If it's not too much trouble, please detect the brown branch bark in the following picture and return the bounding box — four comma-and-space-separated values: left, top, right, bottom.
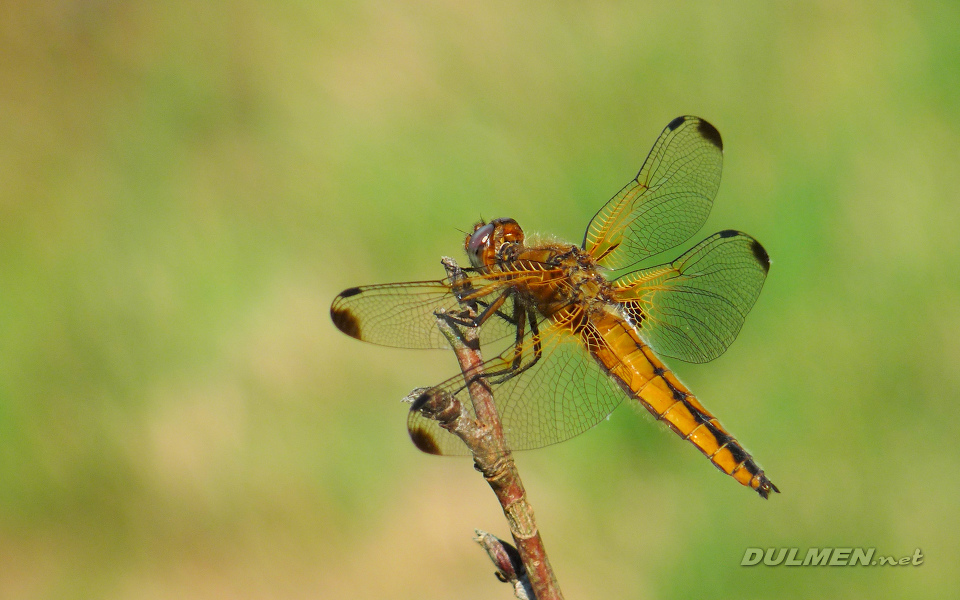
410, 257, 563, 600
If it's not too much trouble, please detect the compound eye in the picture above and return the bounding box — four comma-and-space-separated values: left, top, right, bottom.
466, 222, 495, 268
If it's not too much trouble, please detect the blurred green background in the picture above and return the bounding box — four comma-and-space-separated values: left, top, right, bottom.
2, 1, 958, 598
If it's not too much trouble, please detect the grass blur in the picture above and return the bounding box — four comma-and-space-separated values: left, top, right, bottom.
2, 1, 959, 598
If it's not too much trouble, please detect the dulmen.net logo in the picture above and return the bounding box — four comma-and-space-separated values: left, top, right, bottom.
741, 548, 924, 567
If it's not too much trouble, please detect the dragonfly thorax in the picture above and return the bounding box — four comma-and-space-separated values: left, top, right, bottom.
510, 241, 615, 320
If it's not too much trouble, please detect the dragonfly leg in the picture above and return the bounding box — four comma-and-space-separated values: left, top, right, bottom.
441, 289, 512, 329
474, 306, 543, 386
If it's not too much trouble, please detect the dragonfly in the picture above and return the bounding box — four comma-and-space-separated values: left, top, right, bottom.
331, 116, 778, 498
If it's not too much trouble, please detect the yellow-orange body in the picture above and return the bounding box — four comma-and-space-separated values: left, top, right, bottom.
331, 116, 777, 498
472, 218, 776, 497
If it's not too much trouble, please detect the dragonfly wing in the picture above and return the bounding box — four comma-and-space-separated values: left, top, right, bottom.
407, 314, 626, 455
330, 273, 530, 350
613, 230, 770, 364
583, 116, 724, 270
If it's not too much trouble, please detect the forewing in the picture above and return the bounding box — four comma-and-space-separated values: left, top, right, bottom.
331, 263, 571, 351
330, 276, 517, 350
407, 315, 627, 456
583, 116, 724, 270
613, 230, 770, 364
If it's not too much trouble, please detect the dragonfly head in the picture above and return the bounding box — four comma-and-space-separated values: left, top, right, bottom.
466, 218, 524, 268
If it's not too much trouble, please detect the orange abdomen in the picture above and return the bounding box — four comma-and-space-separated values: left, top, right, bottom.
588, 312, 778, 498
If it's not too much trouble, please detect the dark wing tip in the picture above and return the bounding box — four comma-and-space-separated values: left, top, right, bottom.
667, 115, 687, 131
697, 119, 723, 151
750, 239, 771, 274
409, 425, 442, 455
330, 305, 362, 339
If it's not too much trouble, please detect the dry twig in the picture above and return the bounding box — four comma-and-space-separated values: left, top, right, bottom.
407, 257, 563, 600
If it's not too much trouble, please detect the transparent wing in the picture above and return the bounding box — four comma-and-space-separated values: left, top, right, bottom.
583, 116, 724, 270
331, 281, 511, 352
613, 230, 770, 364
406, 312, 627, 456
330, 264, 567, 351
